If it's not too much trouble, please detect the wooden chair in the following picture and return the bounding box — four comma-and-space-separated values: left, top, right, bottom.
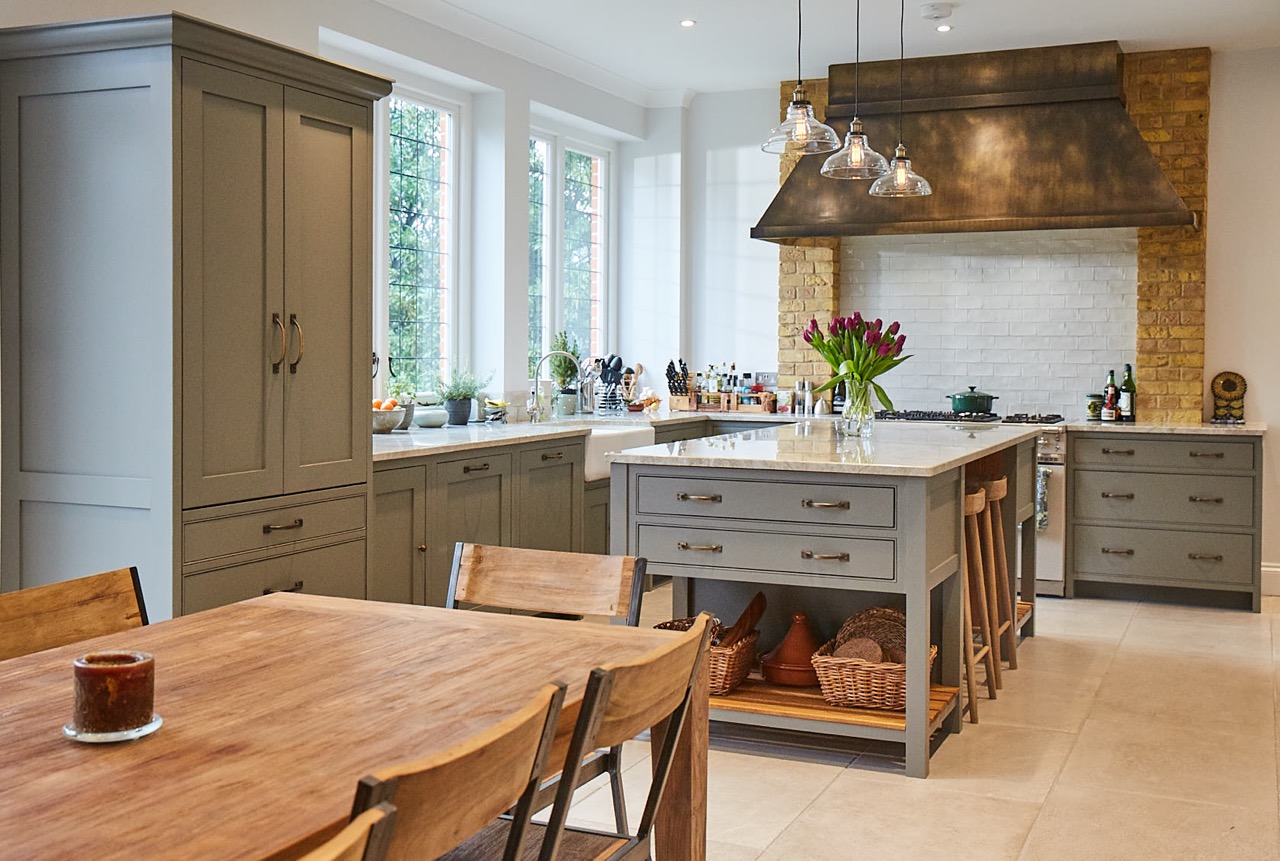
351, 682, 567, 861
299, 802, 397, 861
447, 543, 646, 831
0, 566, 148, 661
962, 488, 997, 723
448, 613, 713, 861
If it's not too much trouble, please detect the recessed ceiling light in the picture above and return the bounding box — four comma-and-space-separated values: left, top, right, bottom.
680, 19, 696, 28
936, 24, 952, 32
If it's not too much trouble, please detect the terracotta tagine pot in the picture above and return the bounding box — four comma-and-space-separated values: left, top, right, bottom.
761, 612, 821, 687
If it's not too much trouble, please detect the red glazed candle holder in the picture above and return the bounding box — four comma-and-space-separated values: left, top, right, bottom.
72, 651, 155, 734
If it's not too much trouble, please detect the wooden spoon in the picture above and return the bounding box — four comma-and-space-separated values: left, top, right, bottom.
718, 591, 767, 648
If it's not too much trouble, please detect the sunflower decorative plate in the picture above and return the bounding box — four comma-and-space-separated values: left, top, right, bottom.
1210, 371, 1246, 423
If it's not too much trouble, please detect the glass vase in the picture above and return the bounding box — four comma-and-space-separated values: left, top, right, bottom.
843, 380, 875, 438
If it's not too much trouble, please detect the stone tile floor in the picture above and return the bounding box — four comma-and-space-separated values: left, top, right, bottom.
560, 584, 1280, 860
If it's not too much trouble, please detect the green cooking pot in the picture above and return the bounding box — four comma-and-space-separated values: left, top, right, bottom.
946, 386, 999, 413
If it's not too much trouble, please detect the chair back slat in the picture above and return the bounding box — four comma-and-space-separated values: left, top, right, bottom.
355, 682, 566, 861
449, 543, 641, 623
299, 803, 396, 861
0, 567, 146, 661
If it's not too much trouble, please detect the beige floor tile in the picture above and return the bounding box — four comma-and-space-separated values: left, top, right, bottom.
707, 840, 762, 861
1057, 716, 1278, 813
1030, 603, 1135, 641
1118, 616, 1274, 664
1133, 600, 1272, 631
639, 580, 674, 628
1019, 784, 1280, 861
972, 665, 1101, 733
755, 771, 1040, 861
1010, 633, 1118, 682
1092, 651, 1275, 738
854, 723, 1075, 803
1260, 594, 1280, 616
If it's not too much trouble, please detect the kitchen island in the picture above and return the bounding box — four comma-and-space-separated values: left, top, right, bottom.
609, 419, 1040, 777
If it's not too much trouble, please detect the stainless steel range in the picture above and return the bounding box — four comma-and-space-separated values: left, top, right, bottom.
1032, 426, 1066, 596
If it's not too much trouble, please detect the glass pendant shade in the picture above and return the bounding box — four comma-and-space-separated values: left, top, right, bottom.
820, 118, 889, 179
762, 86, 841, 155
869, 144, 933, 197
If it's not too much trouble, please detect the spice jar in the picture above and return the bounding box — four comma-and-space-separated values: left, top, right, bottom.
1085, 393, 1104, 421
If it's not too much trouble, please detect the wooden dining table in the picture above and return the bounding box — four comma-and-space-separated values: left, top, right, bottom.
0, 593, 709, 859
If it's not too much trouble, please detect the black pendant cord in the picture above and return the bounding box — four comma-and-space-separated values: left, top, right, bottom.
796, 0, 804, 88
853, 0, 861, 116
896, 0, 905, 146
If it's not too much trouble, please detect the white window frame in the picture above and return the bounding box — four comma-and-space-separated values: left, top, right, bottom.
527, 126, 616, 387
373, 84, 468, 397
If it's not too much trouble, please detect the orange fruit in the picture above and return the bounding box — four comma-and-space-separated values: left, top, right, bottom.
383, 398, 398, 410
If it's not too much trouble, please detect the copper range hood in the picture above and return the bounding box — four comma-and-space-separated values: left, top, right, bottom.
751, 42, 1197, 241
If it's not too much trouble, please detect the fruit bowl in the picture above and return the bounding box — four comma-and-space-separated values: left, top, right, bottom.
372, 408, 405, 434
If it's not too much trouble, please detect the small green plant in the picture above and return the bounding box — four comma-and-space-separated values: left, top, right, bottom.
548, 331, 581, 392
433, 366, 494, 401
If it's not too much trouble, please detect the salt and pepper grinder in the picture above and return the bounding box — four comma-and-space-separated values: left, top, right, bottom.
804, 380, 814, 415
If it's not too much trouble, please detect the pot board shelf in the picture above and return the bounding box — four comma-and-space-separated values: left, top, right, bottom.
710, 676, 959, 735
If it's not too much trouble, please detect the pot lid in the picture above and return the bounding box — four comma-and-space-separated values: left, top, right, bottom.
948, 386, 998, 399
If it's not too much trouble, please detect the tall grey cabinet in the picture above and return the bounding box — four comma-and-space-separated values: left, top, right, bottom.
0, 14, 391, 618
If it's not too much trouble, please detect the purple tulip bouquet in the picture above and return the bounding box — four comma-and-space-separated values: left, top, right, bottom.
802, 313, 910, 435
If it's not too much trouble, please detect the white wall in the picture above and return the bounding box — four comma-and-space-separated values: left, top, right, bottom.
839, 229, 1138, 416
685, 89, 783, 377
1206, 46, 1280, 579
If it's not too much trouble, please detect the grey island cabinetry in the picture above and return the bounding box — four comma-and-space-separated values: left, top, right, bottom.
0, 14, 391, 617
610, 421, 1040, 778
1065, 424, 1265, 611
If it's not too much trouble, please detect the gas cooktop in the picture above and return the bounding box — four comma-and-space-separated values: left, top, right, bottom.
1002, 414, 1065, 424
875, 410, 1000, 423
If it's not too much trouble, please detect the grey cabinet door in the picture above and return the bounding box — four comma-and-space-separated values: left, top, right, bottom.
582, 480, 610, 556
181, 60, 285, 508
368, 467, 427, 605
516, 442, 583, 553
429, 454, 513, 605
182, 538, 366, 615
281, 87, 371, 494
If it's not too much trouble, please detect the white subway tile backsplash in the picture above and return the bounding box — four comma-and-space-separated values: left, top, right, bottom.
838, 228, 1137, 416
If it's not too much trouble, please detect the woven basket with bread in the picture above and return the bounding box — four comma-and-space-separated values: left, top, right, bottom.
811, 606, 935, 710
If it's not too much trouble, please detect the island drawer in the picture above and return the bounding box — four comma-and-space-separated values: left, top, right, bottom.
637, 524, 895, 581
1072, 437, 1254, 472
1073, 525, 1252, 586
183, 491, 366, 564
636, 475, 895, 528
1073, 471, 1253, 528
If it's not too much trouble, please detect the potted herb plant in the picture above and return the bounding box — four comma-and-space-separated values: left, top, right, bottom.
387, 376, 418, 429
548, 330, 581, 416
433, 366, 494, 426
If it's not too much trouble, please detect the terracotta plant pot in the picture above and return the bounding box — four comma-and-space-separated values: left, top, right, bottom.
761, 612, 821, 687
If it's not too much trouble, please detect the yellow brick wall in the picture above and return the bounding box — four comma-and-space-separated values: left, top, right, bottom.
1124, 48, 1210, 424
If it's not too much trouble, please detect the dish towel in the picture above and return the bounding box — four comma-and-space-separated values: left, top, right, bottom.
1035, 465, 1051, 532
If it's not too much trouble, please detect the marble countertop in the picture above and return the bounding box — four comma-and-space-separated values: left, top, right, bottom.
1061, 420, 1265, 436
607, 420, 1041, 477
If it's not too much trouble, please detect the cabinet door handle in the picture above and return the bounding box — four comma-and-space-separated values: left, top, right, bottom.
271, 313, 287, 374
417, 544, 428, 553
801, 499, 851, 510
800, 550, 850, 561
1100, 492, 1135, 500
1101, 547, 1134, 556
1188, 553, 1224, 562
676, 541, 722, 553
676, 492, 722, 503
288, 313, 305, 374
1101, 448, 1134, 455
263, 580, 304, 595
1189, 451, 1225, 459
1189, 495, 1224, 504
463, 463, 490, 473
541, 452, 564, 461
262, 518, 304, 534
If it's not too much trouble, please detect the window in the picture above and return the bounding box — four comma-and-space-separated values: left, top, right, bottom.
528, 135, 608, 377
386, 96, 454, 394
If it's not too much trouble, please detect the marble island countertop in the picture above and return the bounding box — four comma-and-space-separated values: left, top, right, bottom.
607, 420, 1041, 477
1061, 420, 1265, 435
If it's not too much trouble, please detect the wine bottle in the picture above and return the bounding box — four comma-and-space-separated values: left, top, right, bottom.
1101, 370, 1119, 422
1119, 363, 1137, 423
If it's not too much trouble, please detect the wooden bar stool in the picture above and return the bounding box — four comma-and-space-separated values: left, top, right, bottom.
980, 477, 1020, 672
962, 487, 997, 723
970, 482, 1006, 688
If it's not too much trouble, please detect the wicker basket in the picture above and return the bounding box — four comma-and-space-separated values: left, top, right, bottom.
811, 641, 938, 711
656, 617, 758, 696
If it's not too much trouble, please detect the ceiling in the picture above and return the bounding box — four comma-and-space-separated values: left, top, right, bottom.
382, 0, 1280, 102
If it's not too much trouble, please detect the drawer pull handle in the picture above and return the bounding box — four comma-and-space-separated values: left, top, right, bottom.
463, 463, 490, 473
676, 541, 722, 553
541, 452, 564, 461
801, 499, 851, 510
1188, 553, 1224, 562
263, 580, 304, 595
288, 313, 305, 374
1189, 451, 1225, 459
1101, 448, 1135, 455
1102, 547, 1134, 556
271, 313, 287, 374
262, 518, 304, 534
676, 493, 722, 503
800, 550, 850, 562
1189, 496, 1224, 504
1100, 492, 1134, 500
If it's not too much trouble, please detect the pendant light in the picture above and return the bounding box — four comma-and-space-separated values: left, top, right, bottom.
762, 0, 840, 155
869, 0, 933, 197
820, 0, 889, 180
